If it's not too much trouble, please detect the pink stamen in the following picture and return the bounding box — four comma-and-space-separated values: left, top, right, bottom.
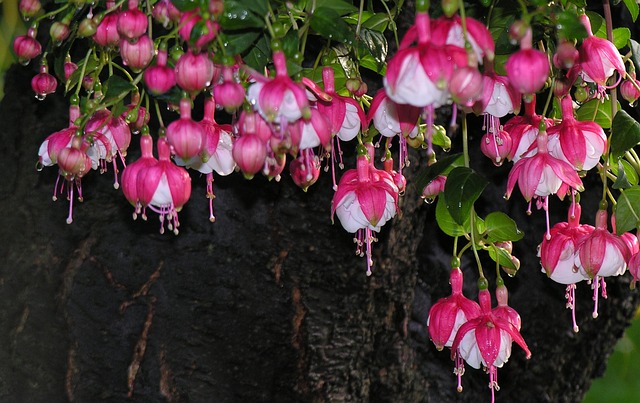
565, 284, 579, 332
66, 180, 74, 224
591, 278, 600, 318
206, 172, 215, 222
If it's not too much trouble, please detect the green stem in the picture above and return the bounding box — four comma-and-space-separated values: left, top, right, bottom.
355, 0, 365, 37
73, 49, 93, 96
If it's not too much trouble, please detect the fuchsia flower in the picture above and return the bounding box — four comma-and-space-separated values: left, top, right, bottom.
178, 10, 218, 50
56, 135, 93, 224
421, 174, 447, 203
144, 47, 176, 95
316, 67, 366, 142
332, 146, 399, 275
166, 97, 205, 161
368, 90, 420, 138
505, 27, 549, 96
233, 111, 268, 179
38, 104, 80, 168
288, 108, 331, 153
474, 62, 520, 118
572, 14, 625, 95
19, 0, 41, 18
94, 10, 120, 48
120, 34, 154, 71
13, 28, 42, 65
503, 96, 552, 162
246, 50, 310, 123
31, 63, 57, 100
620, 74, 640, 105
547, 95, 606, 171
175, 50, 215, 93
214, 65, 245, 111
152, 0, 181, 27
121, 133, 158, 218
431, 15, 495, 63
137, 137, 191, 234
448, 66, 484, 108
290, 149, 321, 191
427, 267, 481, 351
481, 128, 512, 166
384, 12, 466, 108
117, 0, 148, 42
452, 288, 531, 401
506, 126, 583, 202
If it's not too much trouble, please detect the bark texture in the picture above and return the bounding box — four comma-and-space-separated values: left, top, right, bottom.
1, 6, 639, 403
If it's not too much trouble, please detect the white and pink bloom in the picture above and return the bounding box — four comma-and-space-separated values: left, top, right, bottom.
504, 27, 549, 96
316, 67, 366, 142
503, 96, 552, 162
121, 132, 158, 218
431, 14, 495, 63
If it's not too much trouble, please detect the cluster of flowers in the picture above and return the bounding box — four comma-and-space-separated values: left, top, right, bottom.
13, 0, 640, 399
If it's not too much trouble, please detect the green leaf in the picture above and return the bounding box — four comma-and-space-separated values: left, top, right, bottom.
484, 212, 524, 243
489, 7, 517, 55
103, 75, 135, 104
575, 98, 616, 129
612, 159, 637, 189
587, 12, 606, 38
413, 153, 464, 192
623, 0, 639, 22
244, 36, 271, 72
361, 13, 391, 32
171, 0, 202, 12
358, 28, 388, 66
65, 57, 99, 94
488, 246, 517, 271
612, 27, 631, 50
630, 39, 640, 72
444, 167, 488, 225
431, 125, 452, 151
615, 186, 640, 234
610, 109, 640, 160
302, 63, 347, 88
435, 194, 470, 237
316, 0, 358, 15
556, 10, 588, 41
220, 30, 262, 56
219, 0, 266, 29
311, 7, 355, 44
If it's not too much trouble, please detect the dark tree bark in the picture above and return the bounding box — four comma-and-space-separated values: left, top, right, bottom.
1, 6, 640, 403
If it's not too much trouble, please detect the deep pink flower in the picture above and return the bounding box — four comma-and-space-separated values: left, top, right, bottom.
85, 109, 132, 160
421, 174, 447, 202
166, 97, 205, 161
214, 65, 245, 111
19, 0, 41, 18
492, 284, 522, 331
481, 128, 512, 166
137, 137, 192, 234
117, 0, 148, 41
289, 108, 331, 153
368, 90, 420, 138
152, 0, 181, 27
431, 15, 495, 63
232, 134, 267, 179
452, 289, 531, 401
290, 149, 321, 191
31, 64, 57, 100
503, 96, 552, 162
120, 34, 154, 71
449, 66, 484, 108
38, 104, 80, 167
178, 10, 218, 50
547, 95, 606, 171
505, 28, 549, 95
13, 28, 42, 65
56, 136, 93, 224
175, 50, 215, 93
427, 267, 481, 350
121, 133, 158, 217
620, 75, 640, 105
94, 12, 120, 47
144, 48, 176, 95
553, 40, 579, 70
316, 67, 366, 142
64, 59, 78, 81
506, 127, 583, 201
246, 51, 310, 123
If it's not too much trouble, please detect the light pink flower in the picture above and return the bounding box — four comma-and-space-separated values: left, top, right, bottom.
316, 67, 366, 141
367, 90, 420, 138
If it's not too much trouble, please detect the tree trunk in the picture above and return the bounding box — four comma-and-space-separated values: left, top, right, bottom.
1, 11, 639, 403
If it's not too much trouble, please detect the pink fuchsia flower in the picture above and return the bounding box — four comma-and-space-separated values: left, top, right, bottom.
547, 95, 606, 171
56, 136, 93, 224
137, 137, 192, 234
38, 104, 80, 168
452, 288, 531, 401
13, 28, 42, 65
316, 67, 366, 142
574, 209, 631, 318
144, 47, 176, 96
117, 0, 148, 42
503, 96, 552, 162
431, 15, 495, 64
620, 73, 640, 105
120, 34, 154, 71
178, 10, 218, 51
383, 156, 406, 195
175, 50, 215, 93
332, 147, 399, 275
94, 11, 120, 48
288, 108, 331, 154
504, 27, 550, 96
121, 132, 158, 218
232, 134, 267, 179
480, 128, 512, 166
263, 153, 287, 182
553, 40, 579, 70
505, 126, 583, 202
246, 50, 310, 123
63, 58, 78, 81
19, 0, 41, 19
213, 65, 245, 112
573, 14, 625, 95
31, 63, 57, 100
152, 0, 181, 27
473, 61, 521, 118
368, 90, 420, 138
427, 267, 481, 351
421, 174, 446, 203
448, 66, 484, 108
290, 149, 321, 191
166, 97, 205, 161
492, 282, 522, 331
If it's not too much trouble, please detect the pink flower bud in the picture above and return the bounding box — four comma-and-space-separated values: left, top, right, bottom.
117, 4, 148, 41
120, 35, 154, 71
64, 60, 78, 81
175, 51, 214, 93
421, 175, 446, 202
449, 66, 484, 107
213, 66, 245, 111
144, 49, 176, 95
553, 40, 579, 69
620, 78, 640, 105
481, 129, 512, 166
13, 29, 42, 65
152, 0, 181, 27
505, 28, 549, 95
290, 150, 320, 191
166, 98, 205, 160
31, 64, 57, 100
232, 134, 267, 179
121, 134, 158, 209
178, 10, 218, 50
19, 0, 41, 18
94, 13, 120, 47
50, 21, 70, 43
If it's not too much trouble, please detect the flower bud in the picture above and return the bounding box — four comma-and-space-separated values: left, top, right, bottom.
19, 0, 41, 19
120, 35, 154, 71
175, 51, 215, 93
31, 64, 57, 100
449, 66, 483, 107
13, 28, 42, 65
233, 134, 267, 179
553, 40, 579, 70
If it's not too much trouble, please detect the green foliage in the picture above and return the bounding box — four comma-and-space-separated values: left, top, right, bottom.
615, 186, 640, 234
610, 110, 640, 161
444, 167, 488, 226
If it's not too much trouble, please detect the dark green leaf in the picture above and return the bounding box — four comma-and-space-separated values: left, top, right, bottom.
610, 109, 640, 160
361, 13, 391, 32
413, 153, 464, 191
489, 7, 517, 56
435, 194, 470, 237
615, 186, 640, 234
586, 12, 606, 38
623, 0, 639, 22
316, 0, 358, 15
576, 98, 616, 129
358, 28, 388, 67
244, 36, 271, 72
484, 212, 524, 242
444, 167, 488, 225
488, 245, 517, 270
171, 0, 202, 12
103, 75, 135, 104
556, 10, 588, 41
221, 30, 262, 55
282, 29, 300, 60
311, 7, 355, 44
612, 160, 636, 189
219, 0, 266, 30
612, 27, 631, 50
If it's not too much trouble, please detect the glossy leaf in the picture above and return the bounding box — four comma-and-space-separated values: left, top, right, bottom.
244, 36, 271, 72
615, 186, 640, 234
556, 10, 587, 41
219, 0, 266, 29
610, 109, 640, 161
414, 153, 464, 192
484, 212, 524, 243
444, 167, 488, 225
612, 28, 631, 50
611, 160, 638, 190
361, 13, 391, 32
103, 75, 135, 104
311, 7, 355, 44
171, 0, 203, 12
357, 28, 388, 72
221, 30, 262, 56
316, 0, 358, 15
576, 98, 616, 129
435, 193, 470, 237
488, 245, 517, 271
623, 0, 639, 22
630, 39, 640, 71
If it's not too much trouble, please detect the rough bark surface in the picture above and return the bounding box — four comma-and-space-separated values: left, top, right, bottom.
1, 6, 640, 403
